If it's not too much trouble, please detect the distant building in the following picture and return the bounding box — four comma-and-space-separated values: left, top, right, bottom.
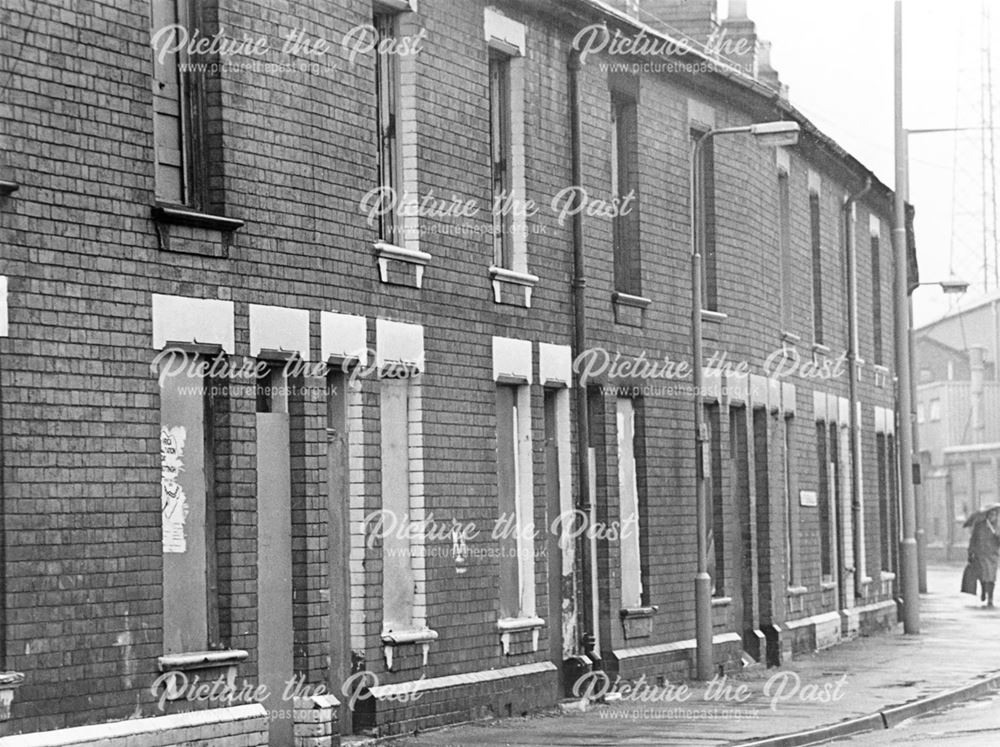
915, 293, 1000, 559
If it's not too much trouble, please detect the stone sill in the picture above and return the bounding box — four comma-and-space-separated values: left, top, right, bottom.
490, 266, 539, 308
880, 571, 896, 581
701, 309, 728, 324
820, 580, 837, 591
496, 616, 545, 633
781, 330, 801, 345
786, 585, 809, 597
0, 181, 18, 196
375, 240, 432, 288
710, 596, 731, 608
381, 628, 439, 645
158, 649, 248, 672
497, 616, 544, 655
613, 292, 651, 309
620, 605, 659, 618
151, 204, 244, 232
382, 628, 438, 671
613, 292, 651, 328
812, 342, 832, 356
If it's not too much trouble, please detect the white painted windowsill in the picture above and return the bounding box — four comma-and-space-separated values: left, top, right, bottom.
157, 649, 248, 672
381, 628, 438, 671
381, 628, 439, 645
497, 617, 544, 655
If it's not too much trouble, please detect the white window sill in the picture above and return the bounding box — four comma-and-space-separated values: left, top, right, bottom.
880, 571, 896, 581
489, 266, 539, 307
701, 309, 728, 324
620, 605, 659, 618
820, 580, 837, 591
381, 628, 438, 670
157, 649, 248, 672
710, 596, 731, 608
155, 651, 247, 706
786, 585, 809, 597
612, 292, 651, 309
613, 292, 652, 328
497, 616, 544, 655
381, 628, 439, 645
781, 330, 802, 345
376, 241, 432, 288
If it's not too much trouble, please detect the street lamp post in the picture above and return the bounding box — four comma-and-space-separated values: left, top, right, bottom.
691, 120, 800, 680
894, 0, 920, 634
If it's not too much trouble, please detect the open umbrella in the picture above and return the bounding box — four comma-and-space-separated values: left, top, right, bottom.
963, 503, 1000, 528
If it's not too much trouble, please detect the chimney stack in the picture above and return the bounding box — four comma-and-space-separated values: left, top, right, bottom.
719, 2, 758, 76
638, 0, 720, 47
757, 41, 788, 98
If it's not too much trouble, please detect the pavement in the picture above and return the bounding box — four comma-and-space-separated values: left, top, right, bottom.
382, 563, 1000, 746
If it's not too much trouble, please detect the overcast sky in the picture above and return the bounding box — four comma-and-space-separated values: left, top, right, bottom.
728, 0, 1000, 326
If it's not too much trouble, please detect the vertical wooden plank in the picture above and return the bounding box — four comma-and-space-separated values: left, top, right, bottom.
381, 380, 414, 630
617, 399, 642, 609
753, 409, 772, 625
257, 403, 293, 746
496, 386, 518, 618
543, 391, 562, 688
326, 372, 351, 732
160, 352, 208, 654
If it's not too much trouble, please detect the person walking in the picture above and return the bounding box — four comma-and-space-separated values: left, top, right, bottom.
967, 505, 1000, 607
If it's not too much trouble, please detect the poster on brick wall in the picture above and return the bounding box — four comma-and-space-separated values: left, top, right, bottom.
160, 425, 188, 553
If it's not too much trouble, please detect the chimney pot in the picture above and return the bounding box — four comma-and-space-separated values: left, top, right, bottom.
728, 0, 749, 18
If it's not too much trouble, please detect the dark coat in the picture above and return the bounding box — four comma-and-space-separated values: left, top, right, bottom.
969, 517, 1000, 583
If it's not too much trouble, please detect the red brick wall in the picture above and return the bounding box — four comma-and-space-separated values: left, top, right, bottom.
0, 0, 901, 737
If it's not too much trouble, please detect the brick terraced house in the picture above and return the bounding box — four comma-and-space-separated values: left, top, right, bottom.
0, 0, 912, 743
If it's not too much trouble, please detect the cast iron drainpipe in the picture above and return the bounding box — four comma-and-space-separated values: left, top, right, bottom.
844, 176, 872, 602
568, 48, 598, 666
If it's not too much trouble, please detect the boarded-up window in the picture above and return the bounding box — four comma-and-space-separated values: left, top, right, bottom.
817, 422, 835, 581
706, 403, 724, 596
784, 415, 800, 586
877, 433, 898, 573
381, 378, 415, 632
497, 384, 534, 618
617, 398, 646, 608
160, 351, 217, 653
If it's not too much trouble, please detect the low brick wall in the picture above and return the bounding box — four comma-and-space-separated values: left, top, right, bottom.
353, 662, 557, 737
0, 705, 268, 747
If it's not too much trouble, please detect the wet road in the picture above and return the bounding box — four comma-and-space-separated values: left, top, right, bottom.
832, 691, 1000, 745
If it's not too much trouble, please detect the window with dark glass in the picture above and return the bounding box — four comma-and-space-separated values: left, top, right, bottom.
374, 11, 400, 243
810, 192, 824, 343
489, 51, 513, 268
612, 95, 640, 295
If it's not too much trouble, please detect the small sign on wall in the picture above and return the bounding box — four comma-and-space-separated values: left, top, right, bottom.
800, 490, 818, 507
